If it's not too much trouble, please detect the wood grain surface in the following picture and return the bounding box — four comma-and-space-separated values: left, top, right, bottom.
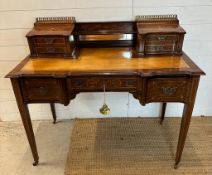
20, 48, 189, 73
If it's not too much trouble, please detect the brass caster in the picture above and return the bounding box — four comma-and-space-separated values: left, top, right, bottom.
174, 163, 179, 169
33, 160, 39, 166
160, 119, 164, 125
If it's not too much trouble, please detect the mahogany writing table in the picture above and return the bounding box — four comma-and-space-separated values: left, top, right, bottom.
6, 47, 205, 168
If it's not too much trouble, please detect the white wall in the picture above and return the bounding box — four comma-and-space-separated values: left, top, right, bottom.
0, 0, 211, 121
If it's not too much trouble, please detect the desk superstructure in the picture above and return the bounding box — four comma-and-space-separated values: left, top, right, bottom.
6, 15, 205, 168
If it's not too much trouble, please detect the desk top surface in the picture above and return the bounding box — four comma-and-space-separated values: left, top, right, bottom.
6, 48, 204, 78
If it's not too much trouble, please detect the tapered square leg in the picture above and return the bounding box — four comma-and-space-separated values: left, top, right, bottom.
160, 103, 167, 124
50, 103, 57, 124
11, 79, 39, 166
175, 77, 200, 168
175, 103, 194, 168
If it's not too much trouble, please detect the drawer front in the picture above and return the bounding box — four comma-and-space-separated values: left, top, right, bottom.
21, 78, 63, 102
144, 34, 179, 55
146, 77, 189, 102
145, 45, 175, 53
68, 77, 138, 91
146, 34, 178, 42
33, 37, 65, 45
145, 39, 176, 45
35, 47, 67, 54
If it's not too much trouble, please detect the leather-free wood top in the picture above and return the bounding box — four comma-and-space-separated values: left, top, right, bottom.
6, 47, 205, 77
21, 48, 188, 71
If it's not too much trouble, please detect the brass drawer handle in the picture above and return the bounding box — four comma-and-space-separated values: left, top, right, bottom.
161, 87, 176, 95
155, 46, 165, 51
74, 80, 85, 87
158, 36, 167, 40
45, 38, 54, 44
124, 79, 136, 87
36, 86, 48, 96
47, 48, 56, 53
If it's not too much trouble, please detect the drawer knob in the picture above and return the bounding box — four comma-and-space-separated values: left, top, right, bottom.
74, 80, 85, 87
125, 80, 136, 87
161, 87, 176, 95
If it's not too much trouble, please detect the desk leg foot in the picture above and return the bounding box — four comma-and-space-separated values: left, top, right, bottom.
174, 162, 179, 169
160, 103, 166, 124
50, 103, 57, 124
160, 119, 164, 125
33, 160, 39, 166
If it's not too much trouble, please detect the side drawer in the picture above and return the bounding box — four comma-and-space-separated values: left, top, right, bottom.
33, 37, 65, 45
68, 77, 138, 91
145, 45, 175, 54
35, 47, 67, 54
146, 34, 178, 42
21, 78, 64, 102
146, 77, 190, 102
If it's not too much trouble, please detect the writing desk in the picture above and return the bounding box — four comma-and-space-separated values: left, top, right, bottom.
6, 47, 204, 168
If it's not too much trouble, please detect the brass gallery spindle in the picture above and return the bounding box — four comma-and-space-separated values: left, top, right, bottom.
99, 84, 110, 115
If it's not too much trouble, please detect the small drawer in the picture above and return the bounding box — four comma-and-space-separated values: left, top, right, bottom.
145, 39, 176, 45
68, 78, 104, 91
33, 37, 65, 44
146, 34, 178, 41
68, 77, 138, 91
146, 77, 189, 102
36, 47, 67, 54
145, 45, 174, 53
21, 78, 63, 102
35, 43, 66, 47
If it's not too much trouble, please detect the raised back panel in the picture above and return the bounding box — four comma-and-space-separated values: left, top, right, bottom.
73, 22, 137, 47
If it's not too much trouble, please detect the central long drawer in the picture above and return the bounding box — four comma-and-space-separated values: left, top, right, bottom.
67, 76, 138, 92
